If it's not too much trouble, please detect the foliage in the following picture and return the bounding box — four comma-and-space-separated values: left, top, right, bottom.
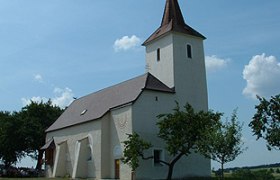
0, 111, 25, 167
19, 100, 64, 170
157, 103, 221, 179
201, 109, 246, 179
157, 103, 221, 156
249, 94, 280, 150
232, 169, 275, 180
122, 133, 152, 171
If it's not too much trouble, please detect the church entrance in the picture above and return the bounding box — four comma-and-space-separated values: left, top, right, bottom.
114, 159, 120, 179
41, 138, 55, 177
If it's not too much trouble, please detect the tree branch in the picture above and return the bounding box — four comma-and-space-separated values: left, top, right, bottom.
139, 153, 153, 160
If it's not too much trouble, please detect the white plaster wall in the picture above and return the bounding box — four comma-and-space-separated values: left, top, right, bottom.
172, 33, 208, 111
46, 107, 134, 180
46, 117, 104, 179
73, 137, 92, 178
146, 32, 208, 112
52, 141, 67, 177
101, 112, 111, 178
132, 90, 211, 179
132, 91, 174, 179
110, 105, 133, 180
146, 33, 174, 88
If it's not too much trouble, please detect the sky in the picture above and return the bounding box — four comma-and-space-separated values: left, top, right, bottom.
0, 0, 280, 170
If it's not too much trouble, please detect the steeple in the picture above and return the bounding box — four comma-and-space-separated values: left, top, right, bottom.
143, 0, 205, 45
161, 0, 185, 27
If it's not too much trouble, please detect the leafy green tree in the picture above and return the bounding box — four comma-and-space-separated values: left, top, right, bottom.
201, 109, 246, 179
19, 100, 64, 170
122, 133, 152, 171
0, 111, 25, 168
157, 103, 221, 180
249, 94, 280, 150
122, 103, 221, 180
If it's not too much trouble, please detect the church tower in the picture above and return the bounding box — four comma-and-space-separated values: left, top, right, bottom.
143, 0, 208, 110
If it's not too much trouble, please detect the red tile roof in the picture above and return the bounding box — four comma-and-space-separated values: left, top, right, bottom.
143, 0, 205, 45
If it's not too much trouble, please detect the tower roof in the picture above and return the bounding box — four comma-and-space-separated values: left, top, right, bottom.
143, 0, 206, 45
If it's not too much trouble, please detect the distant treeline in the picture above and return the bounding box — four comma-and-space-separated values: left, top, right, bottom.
222, 163, 280, 172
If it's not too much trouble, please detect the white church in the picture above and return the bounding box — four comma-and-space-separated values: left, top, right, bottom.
42, 0, 210, 179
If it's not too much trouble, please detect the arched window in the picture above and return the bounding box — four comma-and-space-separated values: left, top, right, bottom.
186, 44, 192, 59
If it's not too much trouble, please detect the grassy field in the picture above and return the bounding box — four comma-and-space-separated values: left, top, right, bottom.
0, 177, 65, 180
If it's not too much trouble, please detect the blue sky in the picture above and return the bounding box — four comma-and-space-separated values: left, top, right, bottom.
1, 0, 280, 169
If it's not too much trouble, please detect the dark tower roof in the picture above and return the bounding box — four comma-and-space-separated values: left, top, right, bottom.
143, 0, 205, 45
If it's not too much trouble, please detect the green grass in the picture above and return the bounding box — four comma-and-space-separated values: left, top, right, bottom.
0, 178, 68, 180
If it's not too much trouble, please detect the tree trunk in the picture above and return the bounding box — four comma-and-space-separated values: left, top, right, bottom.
166, 152, 185, 180
167, 164, 174, 180
36, 149, 44, 170
221, 162, 224, 180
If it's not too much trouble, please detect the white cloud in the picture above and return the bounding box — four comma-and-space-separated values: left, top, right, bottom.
243, 53, 280, 99
52, 87, 74, 108
34, 74, 43, 83
21, 96, 48, 106
21, 87, 74, 108
114, 35, 141, 52
205, 55, 230, 72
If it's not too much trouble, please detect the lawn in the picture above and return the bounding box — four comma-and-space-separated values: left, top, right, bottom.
0, 179, 67, 180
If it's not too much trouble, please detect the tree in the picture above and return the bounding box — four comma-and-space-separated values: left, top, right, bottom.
122, 133, 152, 171
249, 94, 280, 150
157, 103, 221, 180
19, 100, 64, 170
201, 109, 246, 179
0, 111, 25, 168
122, 103, 221, 180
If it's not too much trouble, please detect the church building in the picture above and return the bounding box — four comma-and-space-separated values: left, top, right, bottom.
42, 0, 209, 179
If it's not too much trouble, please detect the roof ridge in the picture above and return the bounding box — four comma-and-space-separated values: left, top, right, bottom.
46, 73, 174, 132
77, 73, 148, 101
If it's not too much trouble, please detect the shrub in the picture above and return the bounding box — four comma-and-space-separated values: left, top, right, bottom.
232, 169, 254, 179
253, 169, 275, 180
232, 169, 275, 180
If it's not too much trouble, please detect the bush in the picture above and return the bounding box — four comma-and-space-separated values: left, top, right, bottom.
253, 169, 275, 180
232, 169, 275, 180
232, 169, 254, 179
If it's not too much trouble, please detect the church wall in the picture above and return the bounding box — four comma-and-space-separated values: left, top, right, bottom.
145, 34, 174, 88
132, 90, 210, 179
172, 33, 208, 111
109, 105, 133, 180
46, 117, 104, 179
132, 90, 173, 179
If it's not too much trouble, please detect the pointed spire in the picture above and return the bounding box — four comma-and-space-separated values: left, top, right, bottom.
143, 0, 205, 45
161, 0, 185, 27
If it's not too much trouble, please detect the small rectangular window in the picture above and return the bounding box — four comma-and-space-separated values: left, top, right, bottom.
154, 149, 163, 166
157, 48, 160, 61
187, 44, 192, 59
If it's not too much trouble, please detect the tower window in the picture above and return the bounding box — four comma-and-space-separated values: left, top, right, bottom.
186, 44, 192, 59
157, 48, 160, 61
